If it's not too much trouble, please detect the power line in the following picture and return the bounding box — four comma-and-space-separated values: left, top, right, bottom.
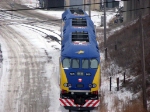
0, 2, 149, 26
0, 1, 150, 13
0, 1, 118, 12
0, 5, 149, 26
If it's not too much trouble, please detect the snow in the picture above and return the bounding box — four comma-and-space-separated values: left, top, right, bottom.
10, 24, 61, 112
19, 0, 116, 27
0, 37, 10, 111
0, 1, 134, 112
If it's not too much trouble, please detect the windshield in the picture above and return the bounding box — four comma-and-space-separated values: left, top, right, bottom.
62, 58, 98, 69
72, 59, 80, 68
90, 59, 98, 69
62, 58, 71, 68
82, 59, 89, 69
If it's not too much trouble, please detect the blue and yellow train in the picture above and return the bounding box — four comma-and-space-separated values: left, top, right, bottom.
59, 8, 101, 112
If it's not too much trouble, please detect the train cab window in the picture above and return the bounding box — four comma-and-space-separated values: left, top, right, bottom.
72, 59, 80, 68
63, 58, 71, 68
90, 59, 98, 69
82, 59, 89, 69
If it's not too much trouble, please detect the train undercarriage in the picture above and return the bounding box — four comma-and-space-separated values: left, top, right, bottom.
59, 91, 100, 112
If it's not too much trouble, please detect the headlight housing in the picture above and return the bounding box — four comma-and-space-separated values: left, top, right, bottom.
63, 83, 72, 88
89, 83, 97, 88
63, 83, 68, 87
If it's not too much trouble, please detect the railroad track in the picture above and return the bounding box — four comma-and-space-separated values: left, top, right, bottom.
0, 24, 54, 112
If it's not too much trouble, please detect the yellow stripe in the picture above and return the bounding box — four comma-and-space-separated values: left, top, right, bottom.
60, 64, 69, 91
91, 65, 101, 92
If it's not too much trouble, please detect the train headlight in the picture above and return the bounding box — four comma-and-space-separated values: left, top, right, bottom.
92, 83, 97, 88
63, 83, 72, 88
86, 73, 91, 76
89, 83, 97, 88
89, 84, 92, 88
63, 83, 68, 87
70, 72, 75, 75
68, 84, 72, 88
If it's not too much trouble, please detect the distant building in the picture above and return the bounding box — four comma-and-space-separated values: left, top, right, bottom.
39, 0, 64, 9
123, 0, 150, 22
65, 0, 101, 10
106, 0, 119, 8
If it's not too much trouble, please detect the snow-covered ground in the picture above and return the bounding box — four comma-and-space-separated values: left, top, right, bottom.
0, 1, 134, 112
20, 0, 116, 27
11, 24, 62, 112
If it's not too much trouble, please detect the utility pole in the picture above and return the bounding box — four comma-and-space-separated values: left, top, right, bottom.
89, 0, 91, 18
11, 0, 15, 19
138, 0, 147, 110
104, 0, 107, 60
84, 0, 85, 11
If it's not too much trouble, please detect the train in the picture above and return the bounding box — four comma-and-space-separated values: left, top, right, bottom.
59, 8, 101, 112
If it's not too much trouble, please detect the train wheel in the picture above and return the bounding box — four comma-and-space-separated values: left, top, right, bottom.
69, 110, 71, 112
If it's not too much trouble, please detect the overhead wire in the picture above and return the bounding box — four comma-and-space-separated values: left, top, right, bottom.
0, 1, 121, 12
0, 1, 150, 13
0, 1, 150, 26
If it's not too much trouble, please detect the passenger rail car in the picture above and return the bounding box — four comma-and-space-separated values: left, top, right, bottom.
59, 8, 101, 112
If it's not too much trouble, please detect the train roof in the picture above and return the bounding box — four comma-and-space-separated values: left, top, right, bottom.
61, 43, 100, 58
62, 8, 91, 21
62, 28, 97, 46
63, 26, 96, 38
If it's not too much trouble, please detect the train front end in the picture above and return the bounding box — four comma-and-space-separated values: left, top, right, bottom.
59, 45, 100, 111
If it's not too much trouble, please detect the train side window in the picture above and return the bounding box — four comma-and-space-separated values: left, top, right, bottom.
63, 58, 71, 68
72, 59, 79, 68
90, 59, 98, 69
82, 59, 89, 69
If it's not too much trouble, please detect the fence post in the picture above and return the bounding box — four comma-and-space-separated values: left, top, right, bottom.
124, 72, 125, 84
110, 77, 111, 91
117, 77, 119, 91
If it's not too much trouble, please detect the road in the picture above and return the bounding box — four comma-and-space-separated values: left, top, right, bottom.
0, 1, 61, 112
